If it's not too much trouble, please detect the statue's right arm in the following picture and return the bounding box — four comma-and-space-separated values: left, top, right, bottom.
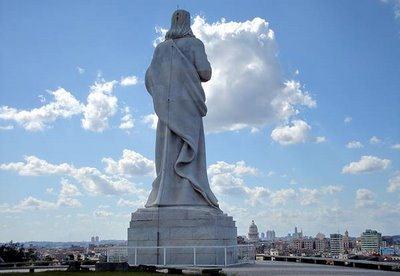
193, 39, 212, 82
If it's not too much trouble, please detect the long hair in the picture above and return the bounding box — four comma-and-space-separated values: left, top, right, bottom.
165, 10, 195, 40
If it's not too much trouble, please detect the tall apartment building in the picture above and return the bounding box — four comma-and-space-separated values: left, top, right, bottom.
361, 229, 382, 253
330, 233, 343, 256
342, 230, 350, 253
266, 230, 276, 241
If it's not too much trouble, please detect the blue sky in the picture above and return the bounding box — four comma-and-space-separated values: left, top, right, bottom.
0, 0, 399, 241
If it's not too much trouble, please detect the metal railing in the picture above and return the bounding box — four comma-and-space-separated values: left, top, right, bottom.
107, 244, 255, 267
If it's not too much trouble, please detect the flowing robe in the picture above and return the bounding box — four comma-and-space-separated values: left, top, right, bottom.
144, 37, 219, 208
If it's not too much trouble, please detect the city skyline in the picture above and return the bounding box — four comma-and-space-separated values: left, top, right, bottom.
1, 0, 400, 242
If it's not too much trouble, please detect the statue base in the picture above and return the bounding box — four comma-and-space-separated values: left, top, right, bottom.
127, 206, 237, 266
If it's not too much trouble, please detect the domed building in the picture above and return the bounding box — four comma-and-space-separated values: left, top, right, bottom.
247, 220, 259, 243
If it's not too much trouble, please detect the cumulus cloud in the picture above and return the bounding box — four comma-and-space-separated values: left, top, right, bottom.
388, 171, 400, 192
120, 75, 138, 87
142, 113, 158, 130
0, 179, 83, 212
355, 189, 375, 208
0, 77, 129, 132
155, 16, 315, 133
119, 107, 134, 130
369, 136, 381, 144
298, 188, 319, 206
381, 0, 400, 19
208, 161, 258, 176
208, 161, 267, 206
342, 156, 391, 174
391, 143, 400, 150
344, 116, 352, 124
0, 197, 57, 213
322, 185, 343, 194
297, 186, 343, 206
0, 125, 14, 130
270, 188, 296, 206
271, 120, 311, 145
94, 210, 113, 217
77, 66, 85, 74
81, 80, 118, 132
0, 88, 83, 131
59, 178, 82, 198
0, 154, 142, 195
315, 136, 326, 143
346, 140, 363, 149
102, 149, 155, 177
117, 198, 139, 207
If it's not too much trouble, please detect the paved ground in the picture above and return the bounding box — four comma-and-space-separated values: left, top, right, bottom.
222, 261, 399, 275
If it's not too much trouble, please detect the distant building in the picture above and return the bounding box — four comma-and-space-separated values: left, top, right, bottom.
90, 236, 95, 243
315, 233, 328, 253
266, 230, 276, 241
302, 238, 314, 251
248, 220, 259, 243
342, 230, 350, 253
330, 233, 343, 256
95, 236, 100, 243
293, 226, 303, 239
361, 229, 382, 253
260, 232, 265, 240
380, 247, 395, 256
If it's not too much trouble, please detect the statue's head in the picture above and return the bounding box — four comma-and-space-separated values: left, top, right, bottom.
165, 9, 194, 40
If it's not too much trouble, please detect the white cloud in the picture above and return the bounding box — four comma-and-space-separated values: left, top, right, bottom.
119, 107, 134, 130
208, 161, 258, 176
344, 116, 352, 124
81, 80, 118, 132
0, 77, 129, 132
5, 197, 57, 212
0, 154, 139, 195
267, 171, 275, 177
369, 136, 381, 144
156, 17, 315, 133
77, 66, 85, 74
382, 0, 400, 19
208, 161, 267, 206
1, 179, 83, 212
57, 197, 82, 208
142, 113, 158, 130
0, 88, 83, 131
391, 143, 400, 150
346, 140, 363, 149
298, 188, 319, 206
120, 75, 138, 87
315, 136, 326, 143
322, 185, 343, 194
0, 125, 14, 130
355, 189, 375, 208
117, 198, 142, 208
59, 178, 82, 198
94, 210, 113, 217
271, 120, 311, 145
270, 188, 296, 206
342, 155, 391, 174
102, 149, 155, 177
388, 171, 400, 192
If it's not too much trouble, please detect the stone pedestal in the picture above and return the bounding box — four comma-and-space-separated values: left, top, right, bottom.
127, 206, 237, 266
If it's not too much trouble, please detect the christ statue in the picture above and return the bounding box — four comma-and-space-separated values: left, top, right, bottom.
144, 9, 219, 209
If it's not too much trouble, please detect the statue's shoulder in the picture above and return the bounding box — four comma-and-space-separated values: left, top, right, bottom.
187, 37, 205, 47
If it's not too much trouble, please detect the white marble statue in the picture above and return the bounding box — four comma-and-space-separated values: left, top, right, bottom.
144, 9, 219, 209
